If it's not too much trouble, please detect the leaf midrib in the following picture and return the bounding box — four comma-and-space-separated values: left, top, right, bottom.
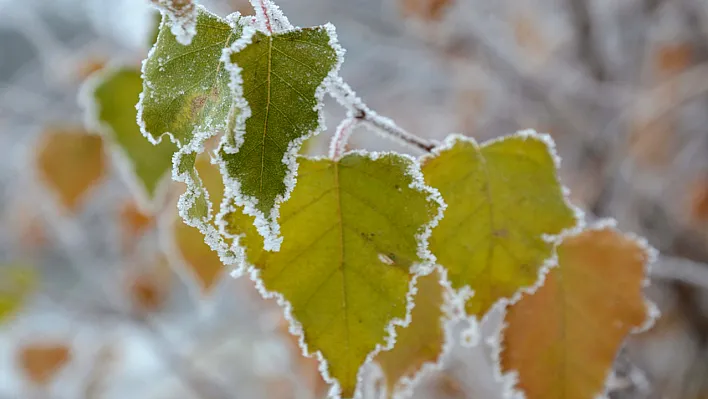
259, 36, 273, 194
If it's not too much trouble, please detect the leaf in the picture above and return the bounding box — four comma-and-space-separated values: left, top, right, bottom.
500, 225, 655, 399
18, 342, 71, 386
222, 152, 443, 397
149, 0, 198, 45
421, 132, 577, 317
375, 267, 447, 398
171, 154, 231, 294
0, 266, 36, 323
35, 127, 106, 212
125, 256, 172, 313
218, 23, 341, 248
139, 7, 242, 147
83, 66, 177, 207
173, 217, 226, 294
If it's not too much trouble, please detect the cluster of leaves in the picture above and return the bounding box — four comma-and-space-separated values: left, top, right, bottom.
77, 1, 657, 398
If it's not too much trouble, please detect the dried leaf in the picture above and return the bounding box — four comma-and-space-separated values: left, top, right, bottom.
500, 226, 654, 399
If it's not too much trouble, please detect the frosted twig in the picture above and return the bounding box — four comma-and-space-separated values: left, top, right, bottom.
329, 78, 436, 153
329, 116, 358, 160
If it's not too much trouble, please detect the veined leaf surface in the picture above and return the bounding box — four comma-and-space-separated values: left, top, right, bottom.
422, 132, 577, 317
222, 153, 443, 397
219, 25, 341, 248
139, 7, 241, 147
500, 226, 655, 399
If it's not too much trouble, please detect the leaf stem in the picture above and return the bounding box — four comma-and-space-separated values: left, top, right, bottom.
328, 78, 436, 153
329, 116, 359, 160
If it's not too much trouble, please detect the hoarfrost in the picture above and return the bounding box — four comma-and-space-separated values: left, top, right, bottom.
149, 0, 198, 45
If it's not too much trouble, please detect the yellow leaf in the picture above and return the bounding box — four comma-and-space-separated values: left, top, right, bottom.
222, 153, 443, 397
422, 132, 578, 317
500, 225, 655, 399
0, 266, 37, 323
375, 267, 447, 398
35, 127, 106, 212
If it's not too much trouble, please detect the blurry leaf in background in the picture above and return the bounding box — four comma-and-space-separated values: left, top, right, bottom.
223, 153, 442, 397
654, 43, 692, 75
689, 177, 708, 223
75, 56, 107, 82
0, 266, 37, 323
219, 26, 339, 233
397, 0, 453, 21
375, 268, 446, 398
276, 316, 328, 398
422, 133, 577, 317
140, 8, 239, 146
126, 256, 172, 313
173, 218, 225, 295
35, 128, 106, 213
500, 226, 653, 399
18, 342, 71, 386
88, 66, 177, 206
119, 200, 156, 251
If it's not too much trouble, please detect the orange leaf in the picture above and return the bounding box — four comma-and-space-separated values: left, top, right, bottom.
35, 128, 106, 212
500, 226, 654, 399
173, 219, 224, 294
119, 200, 155, 252
655, 43, 692, 75
398, 0, 453, 21
376, 268, 446, 397
688, 177, 708, 223
19, 342, 71, 386
126, 257, 171, 313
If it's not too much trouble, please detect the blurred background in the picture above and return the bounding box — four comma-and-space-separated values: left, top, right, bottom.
1, 0, 708, 398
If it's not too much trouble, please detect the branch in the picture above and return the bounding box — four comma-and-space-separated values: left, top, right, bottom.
651, 254, 708, 290
328, 78, 436, 153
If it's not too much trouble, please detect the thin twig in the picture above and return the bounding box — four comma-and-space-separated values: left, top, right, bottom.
329, 78, 436, 153
329, 116, 359, 160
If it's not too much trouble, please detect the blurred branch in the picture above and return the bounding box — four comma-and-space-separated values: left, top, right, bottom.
651, 254, 708, 290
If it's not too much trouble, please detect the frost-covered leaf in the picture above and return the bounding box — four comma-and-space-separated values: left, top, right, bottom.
222, 153, 443, 397
83, 66, 176, 207
35, 128, 106, 212
219, 24, 341, 248
171, 154, 232, 294
500, 225, 655, 399
0, 266, 36, 323
149, 0, 198, 45
421, 132, 577, 317
375, 268, 447, 399
18, 342, 71, 386
139, 8, 241, 147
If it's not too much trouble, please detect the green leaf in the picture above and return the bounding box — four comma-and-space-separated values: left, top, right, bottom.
83, 66, 176, 208
421, 132, 578, 317
221, 152, 444, 398
219, 24, 341, 248
139, 7, 241, 148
